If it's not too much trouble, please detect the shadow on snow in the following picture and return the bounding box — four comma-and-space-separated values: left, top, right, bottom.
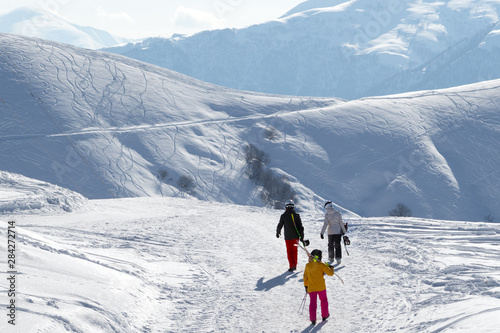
301, 320, 327, 332
255, 271, 299, 291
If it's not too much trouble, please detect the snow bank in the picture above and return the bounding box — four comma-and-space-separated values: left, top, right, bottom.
0, 171, 88, 214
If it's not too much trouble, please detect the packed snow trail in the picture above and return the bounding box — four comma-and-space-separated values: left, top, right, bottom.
1, 197, 499, 332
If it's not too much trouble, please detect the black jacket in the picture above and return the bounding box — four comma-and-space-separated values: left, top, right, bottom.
277, 209, 304, 240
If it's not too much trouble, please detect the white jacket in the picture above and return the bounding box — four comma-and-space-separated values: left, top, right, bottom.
321, 206, 346, 236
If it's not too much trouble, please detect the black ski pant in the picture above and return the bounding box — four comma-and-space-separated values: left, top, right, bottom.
328, 234, 342, 260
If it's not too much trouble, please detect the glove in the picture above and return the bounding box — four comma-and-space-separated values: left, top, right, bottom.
320, 233, 324, 239
343, 235, 350, 245
276, 233, 280, 238
305, 286, 308, 293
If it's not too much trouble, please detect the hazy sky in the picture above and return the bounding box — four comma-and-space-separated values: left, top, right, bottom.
0, 0, 305, 39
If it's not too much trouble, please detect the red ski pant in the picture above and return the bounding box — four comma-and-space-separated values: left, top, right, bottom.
309, 289, 329, 322
285, 239, 299, 268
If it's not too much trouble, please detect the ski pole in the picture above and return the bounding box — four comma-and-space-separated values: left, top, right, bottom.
343, 236, 350, 256
297, 241, 311, 257
291, 214, 309, 247
299, 291, 308, 314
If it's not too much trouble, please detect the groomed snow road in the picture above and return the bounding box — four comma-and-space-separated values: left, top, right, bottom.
1, 197, 499, 332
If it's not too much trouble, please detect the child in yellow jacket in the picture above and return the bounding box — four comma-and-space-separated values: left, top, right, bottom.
303, 249, 334, 325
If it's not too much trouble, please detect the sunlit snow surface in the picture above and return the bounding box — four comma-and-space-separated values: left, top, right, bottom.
0, 2, 499, 331
0, 195, 499, 332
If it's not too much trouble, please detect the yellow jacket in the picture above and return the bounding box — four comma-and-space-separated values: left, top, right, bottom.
303, 261, 334, 293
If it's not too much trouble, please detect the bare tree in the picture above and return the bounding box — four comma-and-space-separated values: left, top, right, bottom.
264, 126, 278, 141
177, 175, 195, 194
157, 168, 168, 181
261, 170, 296, 209
244, 144, 270, 181
389, 203, 412, 217
484, 214, 494, 222
243, 143, 297, 209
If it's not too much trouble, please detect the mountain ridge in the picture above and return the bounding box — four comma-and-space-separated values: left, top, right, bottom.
280, 0, 347, 18
0, 7, 131, 49
105, 0, 500, 100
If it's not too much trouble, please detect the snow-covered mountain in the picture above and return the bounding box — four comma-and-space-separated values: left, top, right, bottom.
105, 0, 500, 99
1, 193, 499, 332
1, 32, 499, 221
0, 7, 131, 49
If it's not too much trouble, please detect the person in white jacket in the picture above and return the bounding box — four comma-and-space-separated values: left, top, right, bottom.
320, 201, 346, 264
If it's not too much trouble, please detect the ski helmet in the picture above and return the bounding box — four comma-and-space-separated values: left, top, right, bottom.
285, 199, 294, 209
310, 249, 322, 261
324, 201, 333, 209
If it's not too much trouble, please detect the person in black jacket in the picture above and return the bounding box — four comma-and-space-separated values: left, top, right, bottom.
276, 199, 305, 272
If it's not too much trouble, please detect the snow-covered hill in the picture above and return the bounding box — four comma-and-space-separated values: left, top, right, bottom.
1, 196, 499, 332
0, 7, 131, 49
105, 0, 500, 99
1, 33, 499, 221
0, 32, 341, 213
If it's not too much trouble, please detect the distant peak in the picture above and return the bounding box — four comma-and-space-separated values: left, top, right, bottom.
1, 6, 57, 18
280, 0, 346, 18
0, 6, 131, 49
0, 6, 66, 27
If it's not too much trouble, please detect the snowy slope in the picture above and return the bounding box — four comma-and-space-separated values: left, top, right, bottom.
0, 7, 131, 49
1, 196, 499, 332
105, 0, 500, 99
0, 32, 341, 212
1, 33, 500, 220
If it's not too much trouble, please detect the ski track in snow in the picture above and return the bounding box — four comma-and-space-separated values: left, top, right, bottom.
0, 33, 341, 206
1, 198, 499, 332
2, 33, 500, 219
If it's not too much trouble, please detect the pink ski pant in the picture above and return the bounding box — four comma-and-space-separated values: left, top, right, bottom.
309, 289, 329, 321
